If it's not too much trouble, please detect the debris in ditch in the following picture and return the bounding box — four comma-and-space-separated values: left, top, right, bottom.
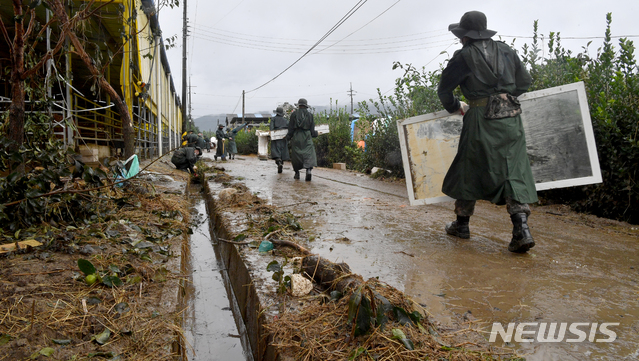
289, 274, 313, 297
266, 277, 514, 360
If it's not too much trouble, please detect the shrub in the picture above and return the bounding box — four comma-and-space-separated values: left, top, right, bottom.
314, 105, 360, 169
522, 14, 639, 224
235, 126, 260, 155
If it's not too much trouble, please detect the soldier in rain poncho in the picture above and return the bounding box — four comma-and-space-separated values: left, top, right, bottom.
437, 11, 537, 253
171, 147, 200, 173
270, 106, 290, 173
286, 98, 318, 181
214, 124, 227, 161
226, 123, 248, 160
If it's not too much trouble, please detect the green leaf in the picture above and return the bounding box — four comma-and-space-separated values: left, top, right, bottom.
102, 275, 123, 288
347, 286, 363, 323
354, 294, 373, 336
400, 337, 415, 350
393, 306, 414, 326
39, 347, 55, 357
109, 265, 121, 274
52, 339, 71, 345
94, 328, 111, 345
330, 290, 342, 301
114, 302, 130, 314
392, 328, 406, 339
77, 259, 96, 276
348, 347, 367, 360
266, 260, 281, 273
374, 293, 392, 330
391, 328, 414, 350
0, 334, 13, 345
233, 234, 247, 242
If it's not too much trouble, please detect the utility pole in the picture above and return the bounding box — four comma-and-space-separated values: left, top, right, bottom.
347, 82, 357, 115
181, 0, 188, 132
242, 90, 245, 125
188, 78, 196, 131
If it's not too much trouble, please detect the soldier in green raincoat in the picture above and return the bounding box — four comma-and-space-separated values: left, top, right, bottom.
171, 146, 200, 173
215, 124, 227, 161
226, 123, 248, 160
438, 11, 537, 253
286, 98, 317, 181
270, 106, 290, 173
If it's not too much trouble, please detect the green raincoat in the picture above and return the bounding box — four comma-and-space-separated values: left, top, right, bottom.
226, 123, 248, 156
215, 128, 227, 158
437, 39, 538, 205
270, 114, 290, 161
171, 147, 198, 173
287, 108, 317, 171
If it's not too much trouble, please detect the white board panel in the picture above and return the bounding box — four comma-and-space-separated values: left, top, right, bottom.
397, 81, 602, 206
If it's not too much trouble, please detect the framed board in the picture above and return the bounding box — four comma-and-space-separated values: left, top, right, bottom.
397, 81, 602, 206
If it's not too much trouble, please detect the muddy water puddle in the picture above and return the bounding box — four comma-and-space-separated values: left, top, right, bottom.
219, 156, 639, 360
184, 186, 252, 361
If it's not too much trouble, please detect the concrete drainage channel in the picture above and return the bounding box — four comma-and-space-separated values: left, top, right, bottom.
182, 182, 258, 361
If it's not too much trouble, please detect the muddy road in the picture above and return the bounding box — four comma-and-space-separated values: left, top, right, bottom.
206, 153, 638, 361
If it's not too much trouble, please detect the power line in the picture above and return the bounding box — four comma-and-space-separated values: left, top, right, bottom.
190, 26, 449, 49
246, 0, 369, 93
193, 22, 447, 43
191, 33, 455, 54
190, 28, 451, 49
313, 0, 401, 55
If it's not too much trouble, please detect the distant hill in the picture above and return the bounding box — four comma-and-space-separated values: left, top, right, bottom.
193, 114, 225, 132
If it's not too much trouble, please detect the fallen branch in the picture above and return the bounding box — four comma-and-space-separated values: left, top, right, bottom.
270, 239, 311, 254
301, 256, 363, 294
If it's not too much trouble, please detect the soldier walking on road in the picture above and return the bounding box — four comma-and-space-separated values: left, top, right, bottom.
226, 123, 248, 160
270, 106, 290, 173
437, 11, 537, 253
287, 98, 318, 181
215, 124, 227, 161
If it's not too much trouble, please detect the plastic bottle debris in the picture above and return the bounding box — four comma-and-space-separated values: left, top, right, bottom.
258, 240, 274, 252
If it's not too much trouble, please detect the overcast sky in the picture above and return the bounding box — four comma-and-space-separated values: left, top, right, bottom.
156, 0, 638, 118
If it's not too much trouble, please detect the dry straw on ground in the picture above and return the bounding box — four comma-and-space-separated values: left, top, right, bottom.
265, 279, 515, 361
0, 160, 191, 360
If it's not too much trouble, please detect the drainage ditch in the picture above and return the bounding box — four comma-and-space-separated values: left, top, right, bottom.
182, 182, 258, 361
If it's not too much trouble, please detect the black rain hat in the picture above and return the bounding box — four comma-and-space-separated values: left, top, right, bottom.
296, 98, 308, 108
274, 106, 284, 116
448, 11, 496, 40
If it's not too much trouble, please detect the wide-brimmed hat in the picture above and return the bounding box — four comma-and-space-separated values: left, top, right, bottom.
218, 124, 224, 128
296, 98, 308, 108
448, 11, 496, 40
274, 106, 284, 116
